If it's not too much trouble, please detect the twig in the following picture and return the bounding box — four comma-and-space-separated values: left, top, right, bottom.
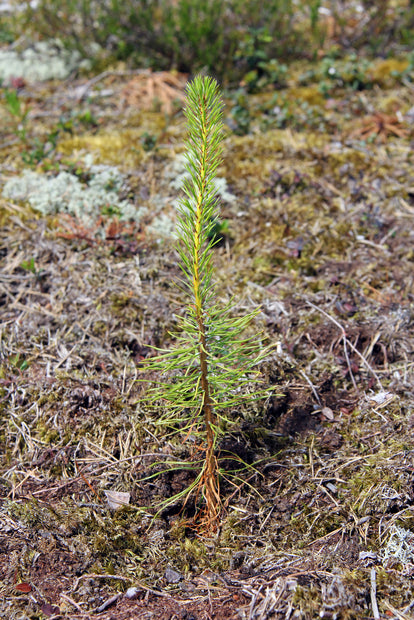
259, 505, 275, 533
93, 594, 122, 613
78, 471, 101, 501
30, 476, 83, 496
246, 584, 263, 620
299, 369, 322, 406
74, 69, 150, 101
309, 435, 315, 478
73, 573, 175, 601
73, 573, 132, 592
54, 342, 79, 370
306, 526, 343, 546
402, 600, 414, 614
370, 568, 380, 620
60, 594, 84, 612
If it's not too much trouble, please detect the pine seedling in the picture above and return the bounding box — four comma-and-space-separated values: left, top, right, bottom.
143, 75, 271, 531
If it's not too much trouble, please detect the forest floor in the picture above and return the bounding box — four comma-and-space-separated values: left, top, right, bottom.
1, 54, 414, 620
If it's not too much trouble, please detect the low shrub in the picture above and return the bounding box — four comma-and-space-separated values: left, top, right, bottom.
11, 1, 414, 85
15, 0, 313, 83
321, 0, 414, 54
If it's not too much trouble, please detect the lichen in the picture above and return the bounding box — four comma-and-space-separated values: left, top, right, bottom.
2, 158, 146, 227
0, 39, 90, 85
381, 525, 414, 566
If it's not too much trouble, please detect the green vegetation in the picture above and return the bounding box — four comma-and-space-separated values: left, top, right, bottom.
3, 87, 29, 143
14, 0, 305, 83
8, 0, 414, 84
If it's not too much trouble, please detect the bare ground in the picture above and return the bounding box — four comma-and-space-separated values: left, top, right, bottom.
0, 63, 414, 619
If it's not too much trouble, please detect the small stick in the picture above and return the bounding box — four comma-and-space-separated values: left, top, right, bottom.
299, 369, 322, 406
94, 594, 122, 613
370, 568, 380, 620
60, 594, 84, 612
73, 69, 150, 101
383, 599, 412, 620
73, 573, 175, 601
78, 471, 101, 500
309, 435, 315, 478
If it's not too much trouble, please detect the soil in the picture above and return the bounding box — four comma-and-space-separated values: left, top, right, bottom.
1, 49, 414, 620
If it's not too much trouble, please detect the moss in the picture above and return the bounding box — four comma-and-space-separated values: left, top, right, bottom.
109, 292, 136, 311
36, 422, 60, 444
371, 58, 410, 87
57, 113, 171, 169
287, 86, 325, 107
58, 131, 143, 169
292, 584, 323, 617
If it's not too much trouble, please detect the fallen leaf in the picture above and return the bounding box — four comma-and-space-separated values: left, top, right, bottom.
104, 490, 130, 510
15, 582, 32, 593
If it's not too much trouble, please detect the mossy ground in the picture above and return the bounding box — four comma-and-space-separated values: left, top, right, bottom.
1, 53, 414, 619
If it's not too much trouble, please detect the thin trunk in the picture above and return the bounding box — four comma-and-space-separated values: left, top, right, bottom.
197, 314, 220, 526
191, 97, 220, 527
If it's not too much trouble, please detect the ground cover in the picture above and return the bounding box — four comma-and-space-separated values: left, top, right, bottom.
1, 19, 414, 620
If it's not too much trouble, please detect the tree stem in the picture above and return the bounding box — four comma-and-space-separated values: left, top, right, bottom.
192, 95, 220, 527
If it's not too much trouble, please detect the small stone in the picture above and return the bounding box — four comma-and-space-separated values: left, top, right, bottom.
124, 586, 140, 599
359, 551, 377, 561
164, 567, 183, 583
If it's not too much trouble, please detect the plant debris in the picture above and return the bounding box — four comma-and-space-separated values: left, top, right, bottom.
349, 111, 408, 142
120, 70, 188, 115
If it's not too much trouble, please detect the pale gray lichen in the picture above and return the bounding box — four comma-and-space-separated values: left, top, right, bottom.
146, 212, 177, 241
0, 39, 90, 85
2, 162, 146, 228
381, 525, 414, 565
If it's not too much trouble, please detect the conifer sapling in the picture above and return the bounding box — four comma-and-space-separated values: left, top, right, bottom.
144, 75, 271, 531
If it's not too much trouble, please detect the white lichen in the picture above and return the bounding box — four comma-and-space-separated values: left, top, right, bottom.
146, 212, 177, 241
0, 39, 90, 85
2, 160, 146, 227
381, 525, 414, 565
